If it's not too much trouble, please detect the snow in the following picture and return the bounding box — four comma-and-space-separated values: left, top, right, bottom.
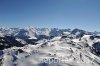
1, 38, 100, 66
0, 28, 100, 66
72, 39, 80, 43
63, 32, 70, 35
51, 36, 61, 41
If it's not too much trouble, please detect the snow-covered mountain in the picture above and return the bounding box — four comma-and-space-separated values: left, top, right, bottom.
0, 28, 100, 66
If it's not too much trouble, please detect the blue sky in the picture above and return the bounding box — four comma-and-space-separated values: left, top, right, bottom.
0, 0, 100, 31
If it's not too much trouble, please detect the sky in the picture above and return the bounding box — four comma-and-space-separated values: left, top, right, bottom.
0, 0, 100, 31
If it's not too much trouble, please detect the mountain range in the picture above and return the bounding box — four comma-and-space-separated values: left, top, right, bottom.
0, 27, 100, 66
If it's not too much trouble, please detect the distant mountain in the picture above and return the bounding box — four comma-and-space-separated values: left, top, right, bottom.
0, 27, 71, 40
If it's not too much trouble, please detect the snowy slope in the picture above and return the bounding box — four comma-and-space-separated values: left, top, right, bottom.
0, 28, 100, 66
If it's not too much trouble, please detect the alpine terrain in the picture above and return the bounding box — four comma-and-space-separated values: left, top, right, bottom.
0, 27, 100, 66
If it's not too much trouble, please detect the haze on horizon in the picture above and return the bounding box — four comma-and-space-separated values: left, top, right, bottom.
0, 0, 100, 31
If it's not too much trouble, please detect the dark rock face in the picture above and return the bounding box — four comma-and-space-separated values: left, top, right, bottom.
61, 35, 68, 39
92, 42, 100, 56
18, 49, 24, 53
37, 35, 49, 40
90, 35, 100, 40
95, 36, 100, 39
90, 36, 94, 40
0, 36, 24, 50
0, 50, 3, 56
71, 29, 87, 38
25, 39, 37, 44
